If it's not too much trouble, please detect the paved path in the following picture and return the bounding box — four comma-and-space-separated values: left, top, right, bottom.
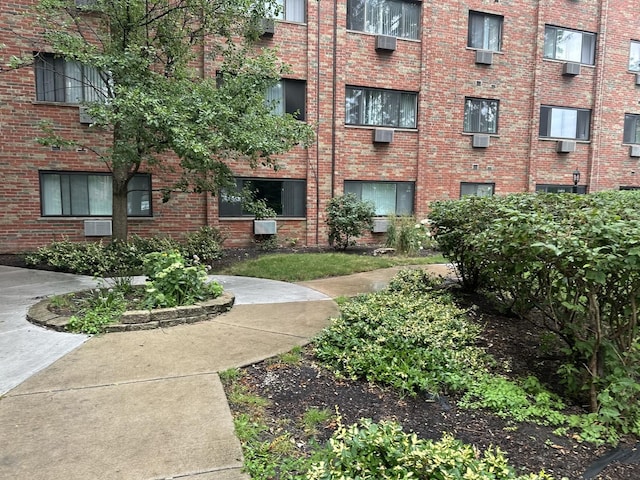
0, 263, 453, 480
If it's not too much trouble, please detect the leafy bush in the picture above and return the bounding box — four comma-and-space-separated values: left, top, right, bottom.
326, 193, 375, 250
307, 418, 554, 480
143, 250, 222, 308
181, 226, 225, 264
385, 216, 434, 255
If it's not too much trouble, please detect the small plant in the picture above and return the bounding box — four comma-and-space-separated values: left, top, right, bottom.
300, 407, 332, 435
67, 287, 127, 334
49, 293, 74, 309
142, 250, 223, 308
385, 216, 434, 255
277, 345, 303, 365
326, 193, 375, 250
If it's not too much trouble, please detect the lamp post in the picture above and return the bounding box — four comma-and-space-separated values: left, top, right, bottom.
572, 169, 581, 194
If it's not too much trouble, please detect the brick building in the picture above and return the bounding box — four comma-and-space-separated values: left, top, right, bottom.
1, 0, 639, 253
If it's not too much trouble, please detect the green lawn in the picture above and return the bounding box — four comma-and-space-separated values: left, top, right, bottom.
217, 252, 446, 282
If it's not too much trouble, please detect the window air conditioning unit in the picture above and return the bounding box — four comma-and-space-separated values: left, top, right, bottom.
260, 18, 275, 37
556, 140, 576, 153
372, 218, 390, 233
84, 220, 112, 237
562, 62, 581, 76
475, 50, 493, 65
254, 219, 277, 235
630, 145, 640, 157
635, 74, 640, 86
472, 134, 490, 148
375, 35, 397, 52
78, 107, 96, 125
373, 128, 394, 144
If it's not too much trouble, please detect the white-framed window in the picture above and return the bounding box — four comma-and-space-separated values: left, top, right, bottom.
219, 178, 306, 217
539, 106, 591, 140
271, 0, 306, 23
463, 98, 499, 134
624, 114, 640, 144
544, 26, 596, 65
460, 183, 495, 197
344, 181, 414, 216
468, 11, 503, 52
40, 172, 151, 217
266, 79, 306, 120
346, 86, 417, 128
629, 41, 640, 72
34, 52, 109, 103
347, 0, 421, 40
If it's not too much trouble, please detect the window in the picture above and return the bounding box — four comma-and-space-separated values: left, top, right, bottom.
629, 41, 640, 72
344, 181, 414, 216
624, 114, 640, 144
463, 98, 499, 134
468, 11, 503, 52
544, 26, 596, 65
34, 53, 108, 103
266, 79, 306, 120
346, 87, 417, 128
272, 0, 306, 23
40, 172, 151, 217
219, 178, 306, 217
460, 183, 495, 197
347, 0, 420, 40
539, 106, 591, 140
536, 184, 587, 194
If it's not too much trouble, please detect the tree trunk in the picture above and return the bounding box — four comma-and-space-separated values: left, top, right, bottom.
112, 163, 129, 242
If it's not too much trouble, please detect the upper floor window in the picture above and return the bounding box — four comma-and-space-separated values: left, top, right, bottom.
346, 87, 417, 128
463, 98, 499, 134
539, 106, 591, 140
272, 0, 306, 23
344, 181, 414, 216
544, 26, 595, 65
629, 41, 640, 72
624, 114, 640, 144
40, 172, 151, 217
219, 178, 306, 217
468, 11, 503, 52
34, 52, 108, 103
266, 79, 306, 120
460, 182, 495, 198
347, 0, 420, 40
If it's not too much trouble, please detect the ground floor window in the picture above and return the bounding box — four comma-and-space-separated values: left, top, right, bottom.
219, 178, 306, 217
344, 181, 414, 216
40, 171, 151, 216
460, 182, 495, 197
536, 184, 587, 194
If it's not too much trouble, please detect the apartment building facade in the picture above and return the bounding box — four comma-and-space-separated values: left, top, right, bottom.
1, 0, 639, 253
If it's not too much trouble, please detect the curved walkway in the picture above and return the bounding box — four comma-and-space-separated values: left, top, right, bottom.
0, 264, 453, 480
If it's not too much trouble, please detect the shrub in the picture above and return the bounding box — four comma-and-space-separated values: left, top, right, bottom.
326, 193, 375, 250
181, 226, 225, 264
67, 286, 127, 334
385, 216, 434, 255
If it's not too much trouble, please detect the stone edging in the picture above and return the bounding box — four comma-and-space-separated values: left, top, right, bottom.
27, 291, 235, 333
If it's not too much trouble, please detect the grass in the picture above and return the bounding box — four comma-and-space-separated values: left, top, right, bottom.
218, 252, 446, 282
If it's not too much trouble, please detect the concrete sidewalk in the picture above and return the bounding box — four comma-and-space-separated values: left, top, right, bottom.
0, 263, 454, 480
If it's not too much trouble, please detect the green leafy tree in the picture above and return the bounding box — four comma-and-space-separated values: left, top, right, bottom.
326, 193, 375, 250
9, 0, 314, 241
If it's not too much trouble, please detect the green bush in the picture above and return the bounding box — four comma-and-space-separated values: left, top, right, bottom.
67, 287, 127, 334
307, 418, 554, 480
385, 216, 434, 255
181, 226, 225, 264
326, 193, 375, 250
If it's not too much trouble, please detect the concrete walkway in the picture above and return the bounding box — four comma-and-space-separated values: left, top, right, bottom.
0, 263, 453, 480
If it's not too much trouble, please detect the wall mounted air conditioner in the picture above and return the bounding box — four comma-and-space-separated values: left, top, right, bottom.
84, 220, 112, 237
373, 128, 394, 144
630, 145, 640, 157
254, 219, 277, 235
372, 218, 390, 233
375, 35, 397, 52
78, 107, 96, 125
472, 134, 490, 148
475, 50, 493, 65
562, 62, 581, 76
556, 140, 576, 153
260, 18, 275, 37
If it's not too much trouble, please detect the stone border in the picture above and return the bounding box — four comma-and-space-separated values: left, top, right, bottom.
27, 291, 235, 333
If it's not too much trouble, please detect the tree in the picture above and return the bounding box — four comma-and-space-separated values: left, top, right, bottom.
9, 0, 314, 241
